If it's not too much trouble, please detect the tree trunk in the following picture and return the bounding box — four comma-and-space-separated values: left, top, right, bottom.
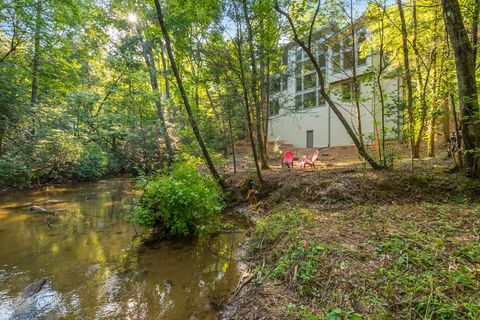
153, 0, 225, 187
140, 37, 175, 164
232, 33, 263, 183
30, 1, 41, 132
159, 45, 174, 121
0, 129, 4, 158
206, 88, 228, 156
349, 0, 364, 147
242, 0, 269, 170
442, 0, 480, 177
442, 99, 450, 144
226, 99, 237, 174
397, 0, 416, 160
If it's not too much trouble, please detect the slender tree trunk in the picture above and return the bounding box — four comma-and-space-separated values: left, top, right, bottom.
397, 0, 416, 160
242, 0, 269, 169
349, 0, 364, 147
232, 36, 263, 182
275, 3, 383, 170
427, 116, 436, 157
206, 88, 228, 156
0, 129, 4, 158
263, 58, 270, 158
159, 45, 174, 121
30, 1, 41, 132
442, 0, 480, 177
227, 95, 237, 174
153, 0, 225, 187
140, 37, 175, 164
442, 98, 450, 144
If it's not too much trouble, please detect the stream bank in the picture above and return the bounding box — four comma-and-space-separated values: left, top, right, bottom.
220, 158, 480, 319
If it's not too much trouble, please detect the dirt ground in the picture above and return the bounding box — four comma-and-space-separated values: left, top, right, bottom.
220, 141, 480, 320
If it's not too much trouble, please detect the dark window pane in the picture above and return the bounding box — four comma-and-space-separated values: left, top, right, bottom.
341, 82, 352, 101
271, 77, 281, 92
295, 95, 302, 110
296, 77, 302, 92
295, 62, 302, 74
318, 53, 326, 68
303, 73, 316, 90
296, 49, 302, 61
357, 30, 367, 66
304, 91, 316, 109
303, 61, 314, 74
343, 50, 354, 69
332, 54, 341, 72
318, 90, 326, 106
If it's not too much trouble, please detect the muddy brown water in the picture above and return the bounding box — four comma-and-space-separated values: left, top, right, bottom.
0, 178, 244, 319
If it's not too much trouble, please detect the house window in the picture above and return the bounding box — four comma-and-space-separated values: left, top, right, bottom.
332, 43, 341, 73
269, 99, 280, 116
303, 91, 316, 109
303, 61, 315, 74
318, 52, 326, 69
341, 82, 352, 101
296, 48, 303, 61
295, 61, 302, 74
303, 73, 316, 90
318, 89, 326, 107
295, 95, 302, 111
296, 77, 302, 92
357, 29, 367, 66
343, 49, 354, 70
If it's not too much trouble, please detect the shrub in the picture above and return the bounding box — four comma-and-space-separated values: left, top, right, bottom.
32, 130, 83, 181
128, 160, 224, 238
32, 131, 108, 181
0, 156, 31, 188
75, 144, 108, 180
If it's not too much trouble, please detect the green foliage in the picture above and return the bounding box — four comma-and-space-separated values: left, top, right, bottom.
0, 156, 31, 188
251, 206, 314, 251
32, 130, 83, 181
75, 144, 108, 180
272, 242, 327, 282
31, 131, 108, 181
128, 158, 224, 237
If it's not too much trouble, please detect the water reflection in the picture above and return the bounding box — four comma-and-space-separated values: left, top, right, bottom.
0, 179, 243, 319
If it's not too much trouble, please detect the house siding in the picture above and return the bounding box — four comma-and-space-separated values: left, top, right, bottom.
269, 28, 401, 148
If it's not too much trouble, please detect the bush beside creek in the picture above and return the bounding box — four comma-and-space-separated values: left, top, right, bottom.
127, 158, 225, 240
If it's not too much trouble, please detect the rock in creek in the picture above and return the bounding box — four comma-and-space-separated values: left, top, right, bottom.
29, 206, 48, 212
13, 279, 62, 320
22, 279, 47, 299
36, 200, 64, 206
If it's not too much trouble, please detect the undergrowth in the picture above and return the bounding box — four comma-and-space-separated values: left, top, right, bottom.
245, 202, 480, 319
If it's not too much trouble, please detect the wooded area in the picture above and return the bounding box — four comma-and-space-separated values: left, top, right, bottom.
1, 0, 479, 187
1, 0, 480, 318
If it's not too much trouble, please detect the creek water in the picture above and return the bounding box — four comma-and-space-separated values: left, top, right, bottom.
0, 178, 244, 319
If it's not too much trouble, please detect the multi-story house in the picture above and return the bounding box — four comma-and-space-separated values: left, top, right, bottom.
268, 23, 401, 149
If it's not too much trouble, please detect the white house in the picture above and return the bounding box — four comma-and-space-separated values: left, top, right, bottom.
269, 24, 401, 148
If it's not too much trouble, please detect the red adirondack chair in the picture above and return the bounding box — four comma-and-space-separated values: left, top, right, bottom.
302, 149, 319, 169
282, 151, 294, 168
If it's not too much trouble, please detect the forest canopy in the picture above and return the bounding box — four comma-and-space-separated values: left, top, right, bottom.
0, 0, 479, 189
